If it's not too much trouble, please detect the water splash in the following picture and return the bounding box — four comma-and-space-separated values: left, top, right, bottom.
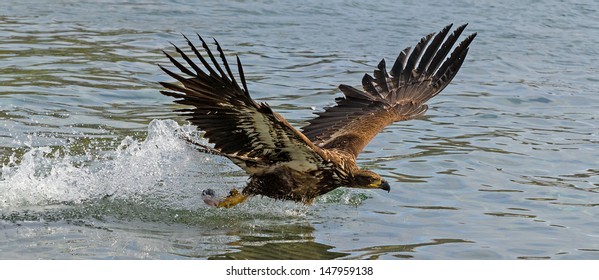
0, 120, 238, 211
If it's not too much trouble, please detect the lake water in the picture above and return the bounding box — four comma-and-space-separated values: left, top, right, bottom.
1, 0, 598, 259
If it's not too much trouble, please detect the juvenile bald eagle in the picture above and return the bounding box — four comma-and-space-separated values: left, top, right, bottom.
159, 24, 476, 208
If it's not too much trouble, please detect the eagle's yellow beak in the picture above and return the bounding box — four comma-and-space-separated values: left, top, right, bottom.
369, 179, 391, 192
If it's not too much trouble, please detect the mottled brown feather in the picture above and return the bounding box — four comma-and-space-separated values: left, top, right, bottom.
159, 36, 328, 173
301, 24, 477, 158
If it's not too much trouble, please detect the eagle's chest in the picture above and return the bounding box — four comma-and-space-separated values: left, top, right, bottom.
243, 166, 341, 203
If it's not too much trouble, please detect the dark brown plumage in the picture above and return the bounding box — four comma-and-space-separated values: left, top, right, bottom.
159, 24, 476, 208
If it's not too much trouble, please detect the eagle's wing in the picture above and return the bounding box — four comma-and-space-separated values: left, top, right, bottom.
301, 24, 477, 158
159, 35, 326, 173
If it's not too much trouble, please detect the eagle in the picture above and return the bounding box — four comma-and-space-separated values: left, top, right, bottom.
158, 24, 476, 208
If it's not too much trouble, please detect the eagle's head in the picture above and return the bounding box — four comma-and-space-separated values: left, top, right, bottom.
351, 170, 391, 192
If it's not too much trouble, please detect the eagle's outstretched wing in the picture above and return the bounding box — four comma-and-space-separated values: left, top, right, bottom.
301, 24, 477, 158
159, 35, 326, 172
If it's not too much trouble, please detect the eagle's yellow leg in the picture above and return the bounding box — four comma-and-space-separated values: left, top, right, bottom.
217, 188, 248, 208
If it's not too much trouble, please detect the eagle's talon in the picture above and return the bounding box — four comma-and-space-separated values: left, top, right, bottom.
202, 189, 216, 197
202, 188, 219, 207
201, 188, 248, 208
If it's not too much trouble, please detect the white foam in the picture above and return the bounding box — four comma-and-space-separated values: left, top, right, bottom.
0, 120, 238, 210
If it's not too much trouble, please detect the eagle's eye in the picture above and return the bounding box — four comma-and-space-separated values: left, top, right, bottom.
353, 170, 381, 187
351, 170, 389, 191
